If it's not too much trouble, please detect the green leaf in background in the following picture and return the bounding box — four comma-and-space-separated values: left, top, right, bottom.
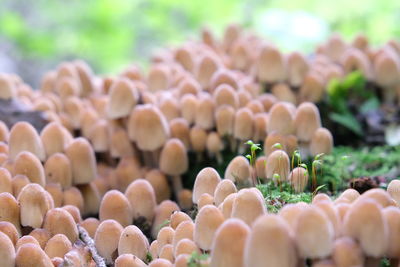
360, 97, 380, 113
329, 112, 363, 136
342, 70, 364, 90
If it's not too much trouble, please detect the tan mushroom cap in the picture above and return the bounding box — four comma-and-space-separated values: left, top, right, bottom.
18, 183, 53, 228
43, 208, 78, 243
343, 198, 388, 258
289, 167, 309, 193
94, 219, 124, 264
215, 105, 235, 137
287, 51, 309, 87
128, 104, 170, 151
44, 233, 72, 259
233, 107, 254, 141
195, 93, 215, 130
115, 253, 147, 267
231, 188, 265, 226
13, 151, 46, 187
224, 155, 251, 184
244, 214, 297, 267
0, 167, 12, 194
65, 137, 97, 185
152, 200, 180, 239
107, 77, 138, 119
256, 45, 286, 83
192, 167, 221, 204
180, 94, 198, 125
194, 204, 225, 250
9, 122, 45, 161
209, 218, 250, 267
125, 179, 157, 222
159, 138, 188, 176
40, 122, 72, 158
294, 102, 322, 142
99, 190, 133, 227
16, 243, 53, 267
145, 169, 171, 204
294, 206, 334, 259
332, 236, 364, 267
118, 225, 149, 261
310, 128, 333, 157
0, 231, 15, 267
214, 179, 237, 206
265, 150, 290, 181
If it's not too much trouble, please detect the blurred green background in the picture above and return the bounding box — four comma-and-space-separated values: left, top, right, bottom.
0, 0, 399, 86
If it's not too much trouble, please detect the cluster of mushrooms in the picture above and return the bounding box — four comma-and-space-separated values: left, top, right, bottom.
0, 24, 399, 267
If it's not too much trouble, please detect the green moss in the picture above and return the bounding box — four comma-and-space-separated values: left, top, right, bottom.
256, 182, 312, 213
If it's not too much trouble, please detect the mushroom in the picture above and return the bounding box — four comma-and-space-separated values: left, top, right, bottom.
209, 218, 250, 267
99, 190, 133, 227
159, 138, 188, 200
118, 225, 149, 261
114, 254, 147, 267
43, 208, 78, 243
9, 122, 45, 161
44, 234, 72, 259
15, 243, 53, 267
106, 77, 138, 119
231, 188, 265, 226
125, 179, 157, 224
65, 137, 97, 185
94, 219, 124, 265
192, 167, 221, 204
244, 214, 297, 267
194, 204, 225, 250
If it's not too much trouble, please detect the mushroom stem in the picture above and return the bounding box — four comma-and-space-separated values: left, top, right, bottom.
142, 151, 153, 167
171, 175, 183, 201
365, 257, 381, 267
390, 259, 399, 267
215, 151, 223, 165
229, 136, 237, 152
152, 148, 161, 168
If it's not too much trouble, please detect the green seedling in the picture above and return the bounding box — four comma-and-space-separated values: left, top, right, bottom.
311, 153, 324, 192
291, 150, 301, 170
245, 140, 262, 186
145, 252, 153, 264
157, 219, 170, 232
312, 184, 327, 199
187, 251, 209, 267
272, 142, 283, 150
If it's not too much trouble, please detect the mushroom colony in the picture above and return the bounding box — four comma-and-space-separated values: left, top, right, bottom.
0, 24, 400, 267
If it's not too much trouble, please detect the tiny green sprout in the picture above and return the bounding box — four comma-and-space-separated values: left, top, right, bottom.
315, 153, 325, 160
251, 143, 261, 153
245, 154, 252, 161
291, 149, 301, 169
273, 173, 281, 180
145, 252, 153, 264
245, 140, 254, 146
157, 219, 170, 231
187, 251, 209, 267
272, 143, 283, 149
312, 184, 327, 199
299, 163, 308, 170
341, 155, 350, 161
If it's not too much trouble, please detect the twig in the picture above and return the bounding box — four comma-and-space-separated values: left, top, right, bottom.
77, 224, 106, 267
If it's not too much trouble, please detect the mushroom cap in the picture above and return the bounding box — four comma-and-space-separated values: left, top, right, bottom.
145, 169, 171, 204
125, 179, 157, 222
16, 243, 53, 267
294, 206, 334, 259
159, 138, 188, 176
209, 218, 250, 267
43, 208, 78, 243
256, 45, 286, 83
192, 167, 221, 204
287, 51, 309, 87
13, 151, 46, 187
265, 150, 290, 181
40, 122, 72, 158
194, 204, 225, 250
289, 167, 309, 193
107, 78, 138, 119
214, 179, 237, 206
310, 128, 333, 156
224, 155, 251, 184
213, 84, 238, 109
65, 137, 97, 185
267, 103, 294, 135
44, 233, 72, 258
128, 104, 170, 151
343, 198, 388, 257
115, 253, 147, 267
332, 237, 364, 267
118, 225, 149, 261
294, 102, 321, 142
0, 231, 15, 266
244, 214, 297, 267
44, 153, 72, 189
9, 122, 45, 161
195, 93, 215, 130
94, 219, 124, 264
215, 105, 235, 136
233, 107, 254, 140
99, 190, 133, 227
152, 200, 180, 239
231, 188, 265, 226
